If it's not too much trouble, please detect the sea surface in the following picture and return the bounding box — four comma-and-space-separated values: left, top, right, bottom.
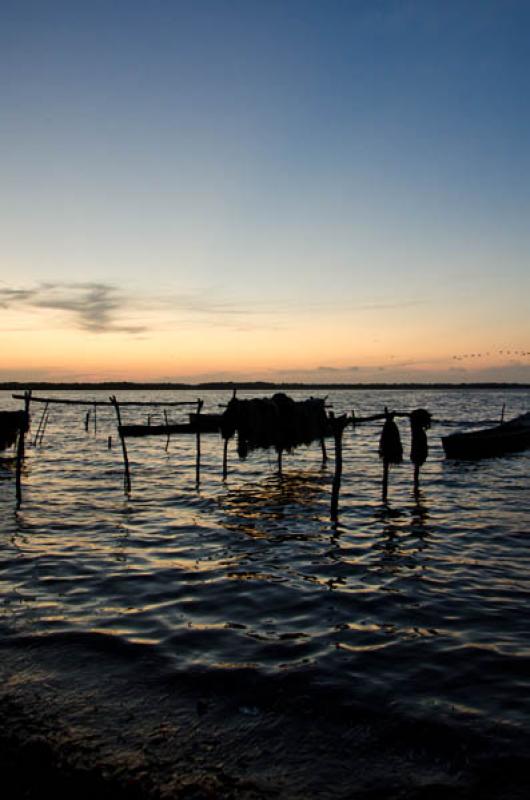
1, 387, 530, 754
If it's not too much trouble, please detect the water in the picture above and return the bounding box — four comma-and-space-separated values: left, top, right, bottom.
1, 388, 530, 784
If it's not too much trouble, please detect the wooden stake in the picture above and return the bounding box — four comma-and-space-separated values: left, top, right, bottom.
110, 395, 131, 494
38, 409, 50, 446
164, 410, 170, 452
21, 390, 31, 460
195, 398, 203, 486
413, 464, 420, 497
382, 461, 389, 503
320, 438, 328, 465
222, 438, 229, 480
15, 426, 25, 510
330, 414, 348, 523
33, 401, 49, 446
278, 448, 283, 476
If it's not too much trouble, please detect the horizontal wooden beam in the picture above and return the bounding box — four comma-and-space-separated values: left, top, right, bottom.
12, 394, 199, 408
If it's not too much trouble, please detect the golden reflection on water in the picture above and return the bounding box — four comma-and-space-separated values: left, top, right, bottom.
218, 470, 328, 539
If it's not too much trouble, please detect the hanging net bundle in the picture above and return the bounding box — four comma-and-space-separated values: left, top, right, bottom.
220, 393, 328, 459
409, 408, 432, 467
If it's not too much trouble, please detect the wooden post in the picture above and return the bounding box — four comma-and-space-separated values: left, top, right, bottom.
20, 390, 31, 460
382, 461, 389, 503
330, 414, 348, 523
33, 401, 49, 446
413, 464, 420, 497
15, 425, 25, 510
382, 405, 389, 502
164, 410, 170, 452
84, 411, 90, 432
110, 396, 131, 494
320, 438, 328, 465
222, 438, 229, 480
278, 448, 283, 476
195, 398, 203, 486
38, 409, 50, 446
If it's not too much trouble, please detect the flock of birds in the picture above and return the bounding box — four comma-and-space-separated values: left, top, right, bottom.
452, 350, 530, 361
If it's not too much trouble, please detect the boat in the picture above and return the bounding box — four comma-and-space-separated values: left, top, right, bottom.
188, 412, 223, 432
119, 414, 223, 438
442, 412, 530, 459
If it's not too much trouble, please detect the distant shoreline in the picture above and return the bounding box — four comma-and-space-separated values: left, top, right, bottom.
1, 381, 530, 392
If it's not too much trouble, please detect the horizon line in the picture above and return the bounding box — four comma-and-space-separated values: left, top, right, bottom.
2, 381, 530, 392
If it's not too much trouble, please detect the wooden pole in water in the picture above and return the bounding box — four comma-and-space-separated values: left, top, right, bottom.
382, 461, 389, 503
38, 409, 50, 446
413, 464, 420, 497
222, 438, 229, 480
33, 401, 48, 446
382, 406, 390, 504
110, 395, 131, 494
15, 425, 25, 510
278, 448, 283, 476
195, 398, 203, 486
21, 390, 31, 459
85, 411, 90, 432
164, 410, 171, 452
320, 438, 328, 465
330, 414, 348, 523
15, 391, 31, 509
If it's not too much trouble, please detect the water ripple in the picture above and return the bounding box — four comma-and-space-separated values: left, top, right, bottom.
1, 388, 530, 727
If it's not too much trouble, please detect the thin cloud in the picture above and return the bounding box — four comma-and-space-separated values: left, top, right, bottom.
0, 288, 38, 306
1, 281, 281, 335
274, 297, 427, 316
0, 282, 146, 334
0, 280, 428, 337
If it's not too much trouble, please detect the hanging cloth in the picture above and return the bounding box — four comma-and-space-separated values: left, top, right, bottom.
409, 409, 431, 467
379, 413, 403, 464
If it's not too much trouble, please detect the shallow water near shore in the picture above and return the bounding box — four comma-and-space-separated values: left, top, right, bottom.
1, 388, 530, 795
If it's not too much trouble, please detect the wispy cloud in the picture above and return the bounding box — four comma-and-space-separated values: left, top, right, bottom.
0, 280, 429, 337
0, 282, 146, 334
0, 281, 286, 334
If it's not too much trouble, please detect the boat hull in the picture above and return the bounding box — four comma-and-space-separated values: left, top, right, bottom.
442, 413, 530, 459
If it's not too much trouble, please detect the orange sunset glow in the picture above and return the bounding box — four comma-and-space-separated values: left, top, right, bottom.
1, 1, 529, 385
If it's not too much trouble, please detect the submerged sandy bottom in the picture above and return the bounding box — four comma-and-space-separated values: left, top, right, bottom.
2, 638, 530, 800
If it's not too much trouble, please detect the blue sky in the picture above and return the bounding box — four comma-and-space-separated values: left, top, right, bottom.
1, 0, 529, 381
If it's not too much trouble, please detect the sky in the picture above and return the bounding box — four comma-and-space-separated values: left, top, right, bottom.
1, 0, 529, 383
